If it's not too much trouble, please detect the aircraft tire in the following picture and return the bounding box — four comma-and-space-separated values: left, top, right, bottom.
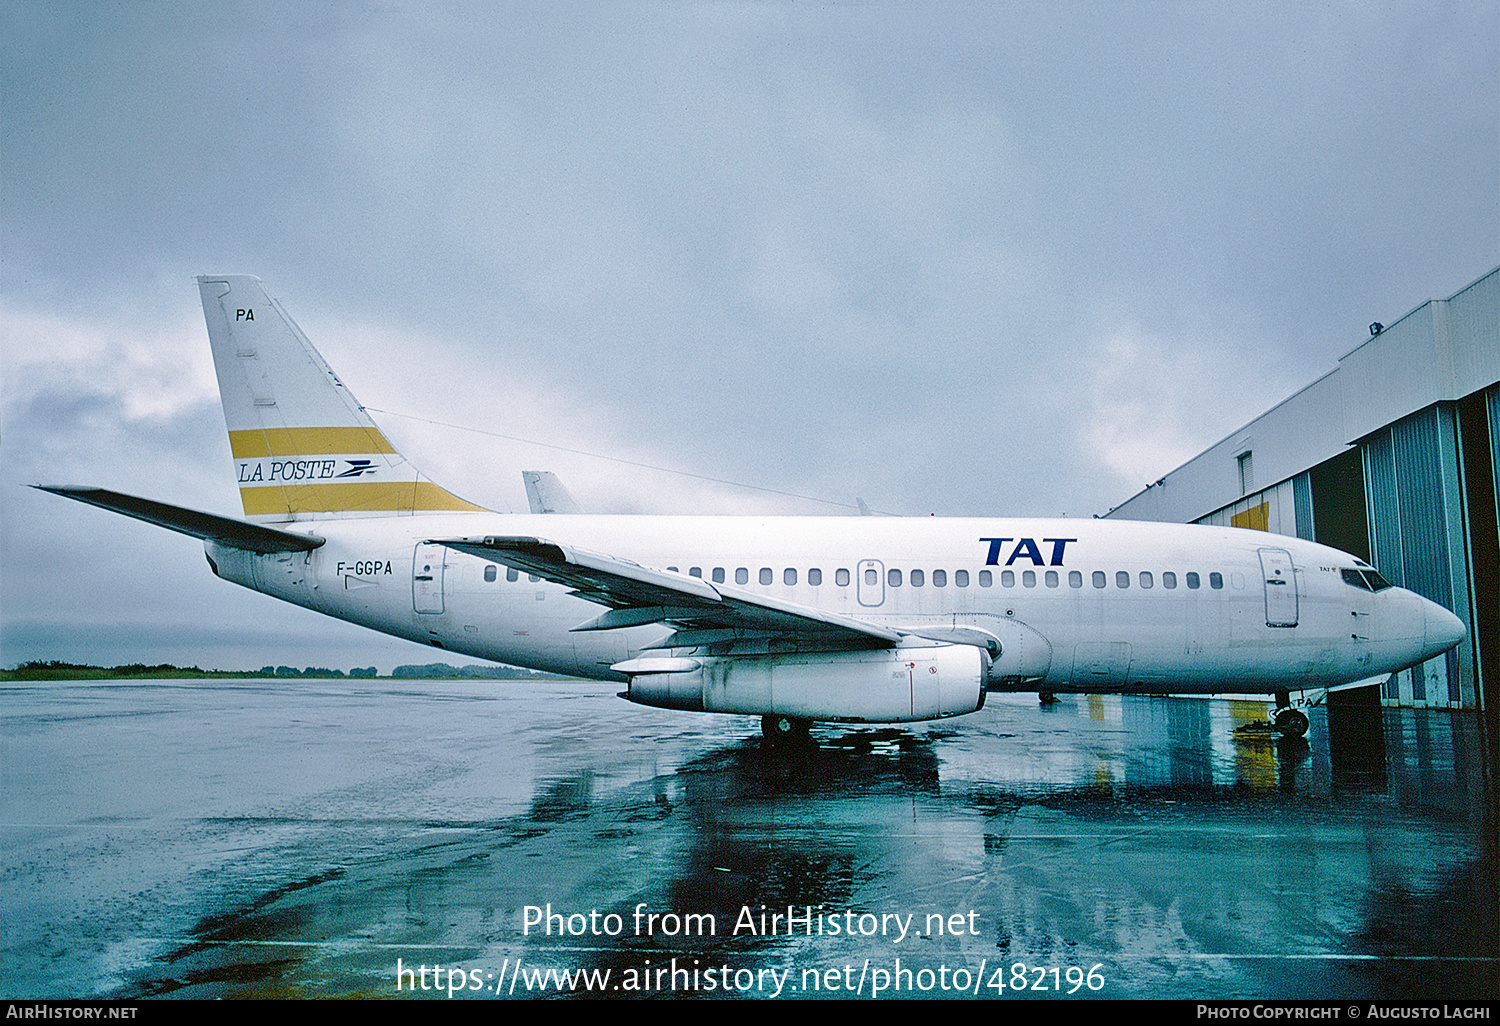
1274, 708, 1309, 738
762, 714, 812, 744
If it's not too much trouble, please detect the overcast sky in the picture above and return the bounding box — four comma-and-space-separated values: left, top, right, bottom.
3, 1, 1496, 671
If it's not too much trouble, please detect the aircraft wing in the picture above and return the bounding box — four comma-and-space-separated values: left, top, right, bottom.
431, 534, 901, 649
37, 485, 325, 554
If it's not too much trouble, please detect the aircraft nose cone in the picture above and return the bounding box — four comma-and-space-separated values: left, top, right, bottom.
1424, 602, 1466, 656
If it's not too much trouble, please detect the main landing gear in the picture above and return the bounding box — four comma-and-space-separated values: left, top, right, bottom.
1272, 690, 1309, 738
761, 714, 812, 745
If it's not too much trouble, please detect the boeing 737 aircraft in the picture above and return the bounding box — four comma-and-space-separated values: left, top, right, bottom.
41, 276, 1466, 741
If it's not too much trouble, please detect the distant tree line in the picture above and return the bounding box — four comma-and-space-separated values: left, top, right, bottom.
4, 661, 201, 680
3, 660, 564, 681
389, 662, 556, 679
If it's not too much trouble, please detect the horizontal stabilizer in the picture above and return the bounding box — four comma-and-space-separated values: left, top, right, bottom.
36, 486, 324, 553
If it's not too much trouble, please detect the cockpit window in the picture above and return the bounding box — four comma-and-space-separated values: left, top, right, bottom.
1342, 568, 1393, 591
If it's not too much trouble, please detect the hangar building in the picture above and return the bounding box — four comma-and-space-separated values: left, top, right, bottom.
1107, 266, 1499, 711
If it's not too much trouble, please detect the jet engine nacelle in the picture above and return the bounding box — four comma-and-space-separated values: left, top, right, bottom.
617, 643, 986, 723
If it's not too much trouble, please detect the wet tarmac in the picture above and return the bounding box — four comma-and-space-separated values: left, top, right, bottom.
1, 678, 1496, 1000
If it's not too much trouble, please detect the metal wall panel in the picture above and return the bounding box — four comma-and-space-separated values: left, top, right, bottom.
1293, 472, 1314, 541
1363, 405, 1474, 705
1447, 268, 1500, 396
1363, 432, 1402, 585
1390, 407, 1455, 607
1491, 384, 1500, 496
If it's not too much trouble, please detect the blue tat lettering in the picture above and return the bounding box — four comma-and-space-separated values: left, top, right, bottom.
981, 538, 1012, 565
1042, 538, 1077, 566
1005, 537, 1045, 566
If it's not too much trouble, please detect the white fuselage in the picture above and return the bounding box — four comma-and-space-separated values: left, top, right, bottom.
205, 513, 1455, 698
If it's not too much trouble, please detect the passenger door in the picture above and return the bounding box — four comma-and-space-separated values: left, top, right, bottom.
1258, 547, 1298, 628
412, 542, 446, 614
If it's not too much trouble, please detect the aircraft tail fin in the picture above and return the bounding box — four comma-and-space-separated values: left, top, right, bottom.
197, 275, 486, 522
522, 470, 582, 514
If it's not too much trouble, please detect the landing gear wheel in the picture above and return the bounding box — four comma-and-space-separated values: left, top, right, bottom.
762, 714, 812, 744
1039, 692, 1060, 705
1273, 707, 1309, 738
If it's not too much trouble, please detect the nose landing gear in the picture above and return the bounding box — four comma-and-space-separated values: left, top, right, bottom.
1273, 690, 1309, 737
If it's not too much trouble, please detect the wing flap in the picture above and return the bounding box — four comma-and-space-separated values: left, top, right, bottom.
431, 534, 901, 648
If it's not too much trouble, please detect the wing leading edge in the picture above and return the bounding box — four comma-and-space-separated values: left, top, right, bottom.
430, 535, 901, 650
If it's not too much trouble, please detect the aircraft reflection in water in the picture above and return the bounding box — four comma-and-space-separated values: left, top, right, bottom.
82, 682, 1486, 1000
42, 276, 1466, 740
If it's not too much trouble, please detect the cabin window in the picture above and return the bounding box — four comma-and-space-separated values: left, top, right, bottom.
933, 569, 947, 587
667, 567, 678, 572
528, 574, 540, 583
1162, 571, 1177, 589
712, 567, 725, 583
836, 568, 850, 586
809, 568, 822, 586
978, 570, 992, 587
888, 568, 902, 587
689, 567, 702, 578
1069, 570, 1083, 588
506, 568, 519, 582
865, 568, 878, 585
760, 568, 773, 586
910, 569, 924, 587
1139, 571, 1153, 589
1186, 572, 1200, 589
1001, 569, 1015, 587
1209, 572, 1224, 589
1045, 570, 1058, 588
1023, 570, 1037, 588
736, 567, 749, 585
1116, 571, 1130, 589
784, 567, 797, 586
484, 565, 497, 583
955, 569, 969, 587
1093, 570, 1106, 588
